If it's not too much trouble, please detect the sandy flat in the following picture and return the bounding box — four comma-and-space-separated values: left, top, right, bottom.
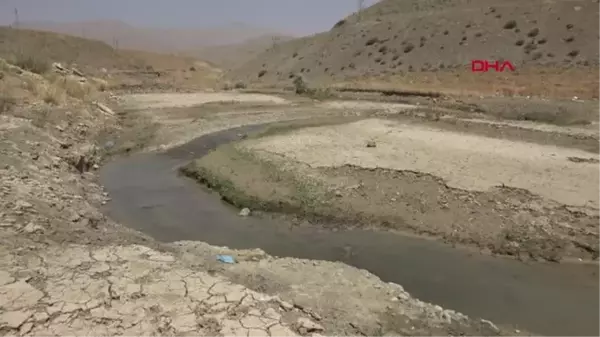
243, 118, 599, 208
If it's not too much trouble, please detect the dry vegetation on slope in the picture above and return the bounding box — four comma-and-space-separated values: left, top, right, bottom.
227, 0, 599, 99
0, 27, 221, 91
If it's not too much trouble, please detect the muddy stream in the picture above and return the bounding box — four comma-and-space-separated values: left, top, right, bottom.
99, 124, 599, 336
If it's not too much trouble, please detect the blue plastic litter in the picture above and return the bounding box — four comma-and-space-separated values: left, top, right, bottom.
216, 255, 236, 264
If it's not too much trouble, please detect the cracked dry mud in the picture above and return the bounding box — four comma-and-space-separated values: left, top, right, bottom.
0, 244, 314, 336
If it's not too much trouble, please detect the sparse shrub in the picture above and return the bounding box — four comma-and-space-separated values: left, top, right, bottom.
0, 94, 16, 113
495, 14, 502, 19
31, 106, 51, 128
566, 24, 574, 30
515, 28, 520, 33
293, 75, 308, 95
523, 42, 537, 54
475, 32, 483, 37
531, 52, 543, 60
567, 50, 580, 58
461, 36, 467, 41
515, 39, 525, 46
546, 52, 555, 58
189, 66, 196, 71
333, 19, 346, 28
465, 23, 472, 28
348, 63, 356, 69
503, 20, 517, 29
379, 45, 388, 53
443, 30, 449, 35
537, 38, 547, 44
257, 70, 267, 78
365, 37, 379, 46
392, 54, 400, 61
403, 43, 415, 53
527, 28, 540, 37
374, 57, 382, 63
42, 87, 64, 105
292, 52, 298, 58
234, 81, 247, 89
563, 36, 574, 43
14, 54, 50, 74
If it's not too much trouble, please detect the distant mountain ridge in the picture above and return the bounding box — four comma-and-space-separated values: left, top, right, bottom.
18, 19, 293, 54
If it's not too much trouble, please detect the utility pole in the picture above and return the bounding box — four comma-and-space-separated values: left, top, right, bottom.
13, 8, 19, 29
357, 0, 365, 22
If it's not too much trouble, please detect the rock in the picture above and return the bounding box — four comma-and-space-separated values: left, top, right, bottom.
277, 298, 294, 311
71, 68, 85, 77
94, 102, 114, 115
15, 200, 33, 210
366, 140, 377, 148
52, 62, 65, 72
104, 140, 115, 149
296, 317, 324, 333
239, 208, 251, 217
22, 222, 44, 234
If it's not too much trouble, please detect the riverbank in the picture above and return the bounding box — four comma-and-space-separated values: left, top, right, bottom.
182, 116, 599, 263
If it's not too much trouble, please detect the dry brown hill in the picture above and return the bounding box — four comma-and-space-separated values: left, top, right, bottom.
0, 27, 221, 90
191, 35, 295, 70
227, 0, 600, 99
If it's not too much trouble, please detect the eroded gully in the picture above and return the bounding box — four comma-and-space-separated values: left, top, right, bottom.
99, 124, 599, 336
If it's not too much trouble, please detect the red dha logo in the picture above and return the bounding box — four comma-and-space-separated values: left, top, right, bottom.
471, 60, 515, 72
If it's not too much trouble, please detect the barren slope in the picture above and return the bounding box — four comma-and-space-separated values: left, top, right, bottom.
0, 27, 221, 90
228, 0, 599, 98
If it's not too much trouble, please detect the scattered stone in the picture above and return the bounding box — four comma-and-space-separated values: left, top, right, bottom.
94, 101, 115, 115
296, 317, 324, 333
52, 62, 65, 72
239, 208, 251, 216
277, 298, 295, 311
71, 68, 85, 77
22, 222, 44, 234
366, 140, 377, 148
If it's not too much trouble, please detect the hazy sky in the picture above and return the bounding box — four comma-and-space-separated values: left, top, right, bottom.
0, 0, 380, 35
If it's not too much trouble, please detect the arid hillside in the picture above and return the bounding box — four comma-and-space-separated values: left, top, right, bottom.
227, 0, 600, 99
0, 27, 221, 90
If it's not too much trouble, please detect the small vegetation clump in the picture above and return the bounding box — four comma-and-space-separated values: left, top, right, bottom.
0, 94, 17, 113
503, 20, 517, 29
365, 37, 379, 46
527, 28, 540, 37
14, 53, 50, 74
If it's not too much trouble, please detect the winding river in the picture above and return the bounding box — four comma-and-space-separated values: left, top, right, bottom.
99, 123, 599, 336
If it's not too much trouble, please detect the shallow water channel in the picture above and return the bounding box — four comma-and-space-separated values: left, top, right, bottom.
99, 124, 599, 336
